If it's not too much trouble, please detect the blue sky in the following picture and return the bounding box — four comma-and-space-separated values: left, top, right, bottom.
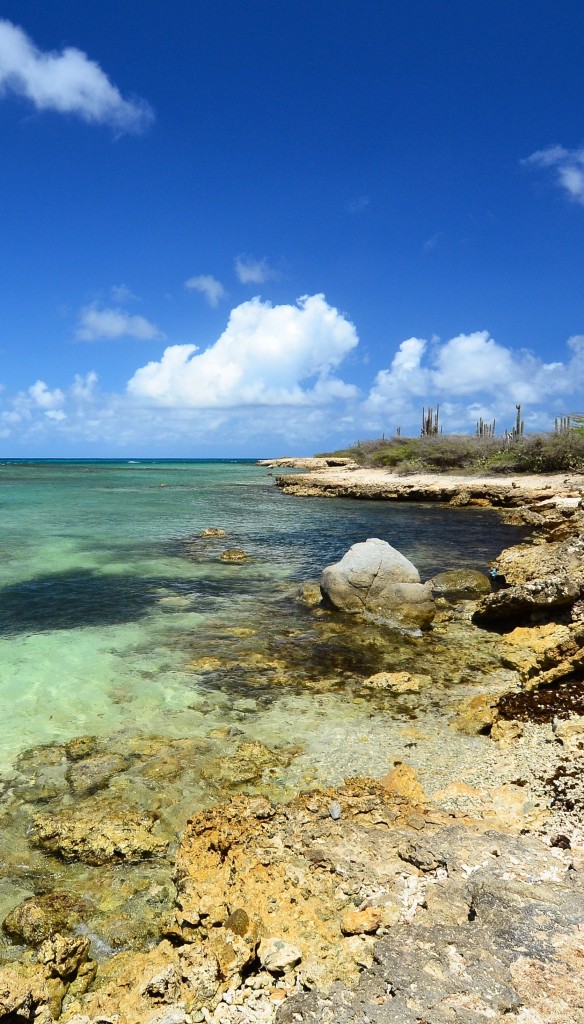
1, 1, 584, 456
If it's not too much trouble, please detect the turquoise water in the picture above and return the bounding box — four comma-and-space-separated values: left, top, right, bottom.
0, 459, 522, 773
0, 459, 528, 957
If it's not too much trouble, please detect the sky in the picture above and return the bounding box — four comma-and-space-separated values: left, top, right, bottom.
1, 1, 584, 457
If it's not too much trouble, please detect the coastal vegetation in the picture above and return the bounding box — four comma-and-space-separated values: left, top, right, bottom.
321, 426, 584, 475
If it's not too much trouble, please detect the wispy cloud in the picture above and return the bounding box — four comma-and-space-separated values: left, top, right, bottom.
0, 19, 153, 133
76, 304, 165, 341
524, 144, 584, 205
234, 256, 278, 285
110, 284, 139, 304
185, 274, 227, 307
423, 232, 440, 252
348, 196, 369, 214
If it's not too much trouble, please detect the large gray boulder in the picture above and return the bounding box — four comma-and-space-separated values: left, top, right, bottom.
320, 538, 436, 632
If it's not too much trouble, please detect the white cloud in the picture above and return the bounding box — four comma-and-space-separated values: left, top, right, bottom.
71, 371, 98, 400
363, 330, 581, 434
234, 256, 277, 285
127, 294, 359, 407
185, 274, 227, 307
45, 409, 66, 421
28, 380, 64, 409
76, 304, 165, 341
524, 145, 584, 205
0, 19, 153, 132
111, 284, 139, 303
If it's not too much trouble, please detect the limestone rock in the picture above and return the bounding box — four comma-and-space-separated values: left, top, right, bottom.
429, 568, 492, 599
3, 892, 90, 947
31, 798, 170, 866
340, 908, 381, 935
65, 752, 128, 796
473, 576, 581, 626
258, 937, 302, 973
363, 671, 430, 692
490, 718, 524, 745
199, 527, 227, 538
200, 741, 285, 788
553, 714, 584, 748
453, 693, 499, 735
320, 538, 436, 631
0, 965, 51, 1023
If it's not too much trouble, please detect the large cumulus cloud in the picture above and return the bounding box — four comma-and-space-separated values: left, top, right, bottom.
127, 294, 359, 407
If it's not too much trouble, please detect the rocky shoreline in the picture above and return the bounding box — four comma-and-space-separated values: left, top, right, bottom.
259, 457, 584, 509
1, 468, 583, 1023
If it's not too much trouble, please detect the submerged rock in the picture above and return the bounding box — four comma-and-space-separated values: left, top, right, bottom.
320, 538, 436, 632
430, 568, 492, 600
30, 798, 170, 866
220, 548, 250, 562
3, 892, 90, 947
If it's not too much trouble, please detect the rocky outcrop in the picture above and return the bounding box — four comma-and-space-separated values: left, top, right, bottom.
8, 773, 574, 1023
320, 538, 436, 631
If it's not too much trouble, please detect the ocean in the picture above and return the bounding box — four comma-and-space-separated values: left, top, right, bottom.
0, 458, 522, 772
0, 459, 523, 951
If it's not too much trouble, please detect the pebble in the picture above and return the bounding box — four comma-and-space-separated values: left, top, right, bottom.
329, 800, 342, 820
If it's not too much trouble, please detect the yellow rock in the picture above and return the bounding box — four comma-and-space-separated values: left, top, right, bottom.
340, 906, 382, 935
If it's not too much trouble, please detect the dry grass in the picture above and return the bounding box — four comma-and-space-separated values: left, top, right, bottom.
318, 430, 584, 475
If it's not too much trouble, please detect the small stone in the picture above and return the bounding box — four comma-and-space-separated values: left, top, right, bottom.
258, 937, 302, 973
329, 801, 341, 820
340, 907, 382, 935
553, 714, 584, 748
490, 719, 524, 745
199, 528, 227, 538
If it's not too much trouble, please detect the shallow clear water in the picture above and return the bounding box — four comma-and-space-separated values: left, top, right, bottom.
0, 459, 521, 772
0, 459, 525, 957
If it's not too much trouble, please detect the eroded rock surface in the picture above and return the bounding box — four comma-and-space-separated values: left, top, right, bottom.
320, 538, 436, 631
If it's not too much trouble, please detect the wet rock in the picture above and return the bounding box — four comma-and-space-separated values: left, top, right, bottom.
363, 670, 429, 692
31, 799, 170, 866
199, 527, 227, 538
320, 538, 436, 631
298, 582, 322, 607
3, 892, 90, 947
200, 741, 286, 788
430, 568, 492, 599
187, 656, 223, 672
220, 548, 250, 562
66, 752, 129, 796
64, 736, 101, 762
38, 933, 91, 981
